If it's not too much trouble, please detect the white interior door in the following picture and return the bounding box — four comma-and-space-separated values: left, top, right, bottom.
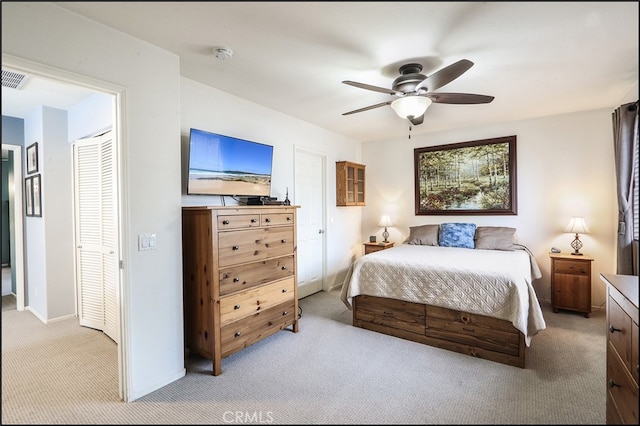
73, 130, 118, 343
294, 148, 325, 298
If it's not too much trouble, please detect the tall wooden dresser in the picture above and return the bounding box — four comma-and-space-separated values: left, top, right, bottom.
182, 205, 300, 375
601, 273, 638, 425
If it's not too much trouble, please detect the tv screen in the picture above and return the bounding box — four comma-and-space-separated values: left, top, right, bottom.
187, 128, 273, 196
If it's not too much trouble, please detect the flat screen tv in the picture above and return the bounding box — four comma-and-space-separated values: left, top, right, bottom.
187, 128, 273, 197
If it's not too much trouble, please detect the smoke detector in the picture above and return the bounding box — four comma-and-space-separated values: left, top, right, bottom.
213, 47, 233, 61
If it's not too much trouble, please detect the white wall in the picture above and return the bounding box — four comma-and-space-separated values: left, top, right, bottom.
22, 105, 77, 322
3, 2, 184, 401
42, 106, 76, 319
362, 108, 618, 308
180, 77, 363, 289
68, 92, 113, 141
23, 107, 47, 318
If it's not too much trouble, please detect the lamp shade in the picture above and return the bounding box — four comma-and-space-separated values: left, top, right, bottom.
390, 96, 432, 119
378, 215, 392, 227
564, 217, 590, 234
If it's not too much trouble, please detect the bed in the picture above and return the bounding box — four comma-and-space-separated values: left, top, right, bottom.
340, 224, 546, 368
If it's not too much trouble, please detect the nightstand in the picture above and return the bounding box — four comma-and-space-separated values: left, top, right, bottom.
363, 241, 394, 255
549, 252, 594, 317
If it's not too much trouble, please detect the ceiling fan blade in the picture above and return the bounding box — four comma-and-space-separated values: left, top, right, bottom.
408, 114, 424, 126
342, 80, 400, 96
342, 100, 393, 116
414, 59, 474, 92
425, 92, 494, 104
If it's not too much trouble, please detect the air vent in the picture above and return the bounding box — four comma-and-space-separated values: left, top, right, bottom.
2, 69, 29, 90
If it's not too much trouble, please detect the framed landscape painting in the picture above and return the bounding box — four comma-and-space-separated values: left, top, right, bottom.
414, 135, 517, 215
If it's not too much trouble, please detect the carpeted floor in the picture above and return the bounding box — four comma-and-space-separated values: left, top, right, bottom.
1, 289, 606, 424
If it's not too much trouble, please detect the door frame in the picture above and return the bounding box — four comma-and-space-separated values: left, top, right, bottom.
2, 144, 25, 310
2, 53, 130, 401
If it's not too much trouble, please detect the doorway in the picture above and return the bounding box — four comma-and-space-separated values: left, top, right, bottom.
1, 144, 25, 311
1, 54, 128, 400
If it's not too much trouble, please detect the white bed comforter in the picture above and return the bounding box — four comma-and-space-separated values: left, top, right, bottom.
340, 244, 546, 346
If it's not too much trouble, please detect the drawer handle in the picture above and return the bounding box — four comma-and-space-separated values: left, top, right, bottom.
235, 332, 241, 338
281, 266, 287, 270
608, 379, 621, 389
222, 220, 229, 225
462, 327, 475, 332
287, 217, 291, 221
251, 218, 257, 223
282, 289, 288, 293
281, 239, 287, 243
283, 311, 288, 316
232, 245, 239, 250
233, 277, 240, 282
609, 325, 622, 334
265, 218, 271, 223
234, 304, 241, 310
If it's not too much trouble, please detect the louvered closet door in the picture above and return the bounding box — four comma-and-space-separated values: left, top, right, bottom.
73, 131, 118, 343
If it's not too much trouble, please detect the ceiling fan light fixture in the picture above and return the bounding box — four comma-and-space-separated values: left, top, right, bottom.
390, 96, 432, 119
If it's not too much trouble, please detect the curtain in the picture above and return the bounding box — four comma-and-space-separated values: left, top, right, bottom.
612, 100, 639, 275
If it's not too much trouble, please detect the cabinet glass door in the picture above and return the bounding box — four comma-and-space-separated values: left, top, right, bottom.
356, 167, 365, 204
347, 166, 355, 203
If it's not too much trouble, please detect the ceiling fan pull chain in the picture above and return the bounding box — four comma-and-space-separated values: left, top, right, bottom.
408, 124, 412, 139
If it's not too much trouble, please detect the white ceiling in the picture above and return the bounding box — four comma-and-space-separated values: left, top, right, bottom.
3, 2, 638, 142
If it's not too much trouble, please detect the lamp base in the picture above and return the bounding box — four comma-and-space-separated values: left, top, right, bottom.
570, 234, 584, 256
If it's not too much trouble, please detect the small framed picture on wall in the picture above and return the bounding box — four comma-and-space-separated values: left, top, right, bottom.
32, 174, 42, 217
26, 142, 39, 174
25, 176, 33, 216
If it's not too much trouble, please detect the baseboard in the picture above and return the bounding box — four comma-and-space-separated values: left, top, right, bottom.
128, 367, 186, 402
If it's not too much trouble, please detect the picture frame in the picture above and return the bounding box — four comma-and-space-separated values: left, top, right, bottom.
25, 176, 33, 216
26, 142, 39, 174
414, 135, 517, 215
32, 174, 42, 217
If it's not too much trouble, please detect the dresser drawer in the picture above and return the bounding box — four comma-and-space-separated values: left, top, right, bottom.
220, 277, 295, 325
607, 343, 639, 425
218, 226, 294, 267
553, 259, 590, 275
217, 214, 260, 230
425, 305, 521, 356
220, 300, 296, 357
609, 297, 633, 368
219, 255, 295, 296
262, 212, 295, 227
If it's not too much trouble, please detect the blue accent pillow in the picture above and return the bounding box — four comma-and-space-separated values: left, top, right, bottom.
438, 223, 476, 249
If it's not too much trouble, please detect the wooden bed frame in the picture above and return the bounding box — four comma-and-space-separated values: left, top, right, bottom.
352, 294, 526, 368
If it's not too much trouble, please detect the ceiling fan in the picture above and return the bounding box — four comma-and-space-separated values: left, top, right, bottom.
342, 59, 494, 126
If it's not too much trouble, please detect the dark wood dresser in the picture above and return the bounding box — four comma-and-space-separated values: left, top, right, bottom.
600, 273, 638, 425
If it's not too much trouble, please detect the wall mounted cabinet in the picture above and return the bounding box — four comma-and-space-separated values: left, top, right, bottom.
336, 161, 365, 206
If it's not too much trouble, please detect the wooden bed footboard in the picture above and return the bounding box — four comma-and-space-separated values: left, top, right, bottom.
352, 295, 526, 368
